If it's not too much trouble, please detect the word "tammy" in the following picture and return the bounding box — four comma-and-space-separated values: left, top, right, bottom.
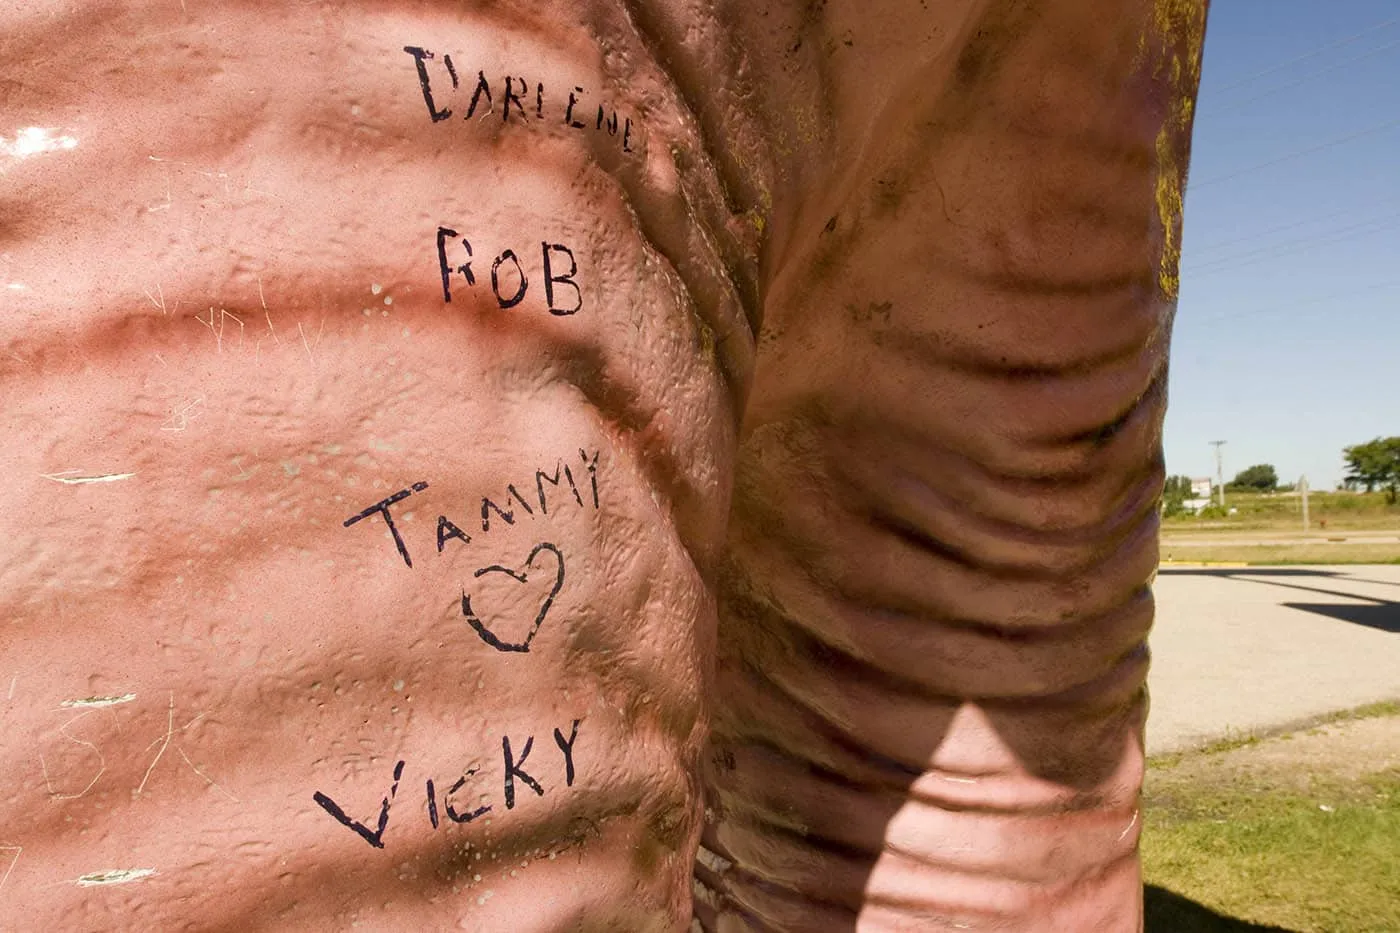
343, 449, 601, 569
313, 720, 582, 849
403, 46, 635, 154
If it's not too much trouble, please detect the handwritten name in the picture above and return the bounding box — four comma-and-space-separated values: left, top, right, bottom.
403, 46, 635, 154
313, 719, 582, 849
342, 449, 600, 569
436, 228, 582, 314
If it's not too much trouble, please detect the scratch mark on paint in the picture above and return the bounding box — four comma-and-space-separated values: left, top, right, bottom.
258, 276, 281, 344
1117, 809, 1140, 842
696, 846, 732, 875
136, 696, 223, 798
298, 321, 316, 364
40, 710, 106, 800
7, 675, 15, 700
196, 306, 244, 352
162, 396, 205, 433
136, 694, 176, 796
39, 471, 137, 486
0, 846, 20, 894
176, 746, 239, 802
60, 694, 136, 709
76, 868, 156, 887
142, 284, 167, 314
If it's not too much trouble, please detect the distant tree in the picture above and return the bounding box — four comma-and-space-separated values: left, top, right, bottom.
1228, 463, 1278, 492
1161, 474, 1194, 517
1343, 437, 1400, 503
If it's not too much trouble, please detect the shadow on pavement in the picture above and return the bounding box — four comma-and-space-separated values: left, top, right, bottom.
1282, 601, 1400, 634
1159, 566, 1400, 590
1157, 568, 1341, 578
1145, 885, 1300, 932
1157, 567, 1398, 634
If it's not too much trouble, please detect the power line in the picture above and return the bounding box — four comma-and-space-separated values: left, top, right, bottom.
1187, 279, 1400, 326
1211, 16, 1398, 95
1189, 191, 1400, 257
1184, 211, 1400, 277
1208, 36, 1400, 116
1188, 116, 1400, 190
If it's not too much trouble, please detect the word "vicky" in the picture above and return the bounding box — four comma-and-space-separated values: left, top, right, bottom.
313, 719, 582, 849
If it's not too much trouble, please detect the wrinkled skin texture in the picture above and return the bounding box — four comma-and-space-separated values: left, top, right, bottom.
0, 1, 1204, 930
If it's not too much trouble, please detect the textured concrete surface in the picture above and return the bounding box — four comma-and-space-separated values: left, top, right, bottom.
1148, 565, 1400, 755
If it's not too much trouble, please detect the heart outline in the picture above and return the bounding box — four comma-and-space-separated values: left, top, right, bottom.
461, 542, 565, 653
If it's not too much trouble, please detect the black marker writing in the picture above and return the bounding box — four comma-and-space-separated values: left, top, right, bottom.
565, 86, 586, 129
403, 47, 638, 154
358, 451, 600, 565
502, 735, 544, 810
437, 515, 472, 552
313, 759, 406, 849
437, 227, 474, 303
403, 47, 452, 122
466, 70, 493, 119
554, 719, 581, 787
344, 482, 429, 568
542, 243, 583, 315
462, 542, 565, 653
502, 75, 528, 123
444, 769, 491, 823
579, 448, 600, 508
491, 250, 528, 309
436, 230, 581, 314
314, 722, 582, 847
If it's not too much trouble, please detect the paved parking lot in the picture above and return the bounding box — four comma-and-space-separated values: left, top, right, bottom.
1148, 564, 1400, 755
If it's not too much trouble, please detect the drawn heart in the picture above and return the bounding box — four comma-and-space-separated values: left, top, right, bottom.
461, 542, 565, 653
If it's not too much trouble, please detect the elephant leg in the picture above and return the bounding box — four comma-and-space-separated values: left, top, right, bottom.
697, 1, 1208, 929
0, 2, 760, 928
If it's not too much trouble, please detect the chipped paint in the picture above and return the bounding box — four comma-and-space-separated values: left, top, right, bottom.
39, 472, 137, 486
76, 868, 156, 887
695, 845, 732, 875
60, 694, 137, 709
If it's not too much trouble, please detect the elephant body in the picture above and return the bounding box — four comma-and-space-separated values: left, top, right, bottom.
0, 1, 1204, 929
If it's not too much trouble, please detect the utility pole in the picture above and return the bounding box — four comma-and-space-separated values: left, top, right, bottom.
1210, 440, 1227, 509
1301, 475, 1310, 532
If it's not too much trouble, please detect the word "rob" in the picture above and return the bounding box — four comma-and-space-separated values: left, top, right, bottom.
436, 227, 582, 315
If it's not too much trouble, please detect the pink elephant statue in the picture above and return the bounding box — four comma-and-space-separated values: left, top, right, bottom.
0, 0, 1206, 929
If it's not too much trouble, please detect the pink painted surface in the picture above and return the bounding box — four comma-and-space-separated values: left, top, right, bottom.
0, 1, 1205, 929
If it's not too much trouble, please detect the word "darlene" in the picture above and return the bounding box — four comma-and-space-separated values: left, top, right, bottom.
403, 46, 635, 154
313, 720, 581, 849
343, 449, 601, 569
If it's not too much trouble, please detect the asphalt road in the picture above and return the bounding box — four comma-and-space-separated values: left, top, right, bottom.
1147, 564, 1400, 755
1161, 531, 1400, 546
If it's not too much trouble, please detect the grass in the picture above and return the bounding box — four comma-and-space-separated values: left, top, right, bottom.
1143, 773, 1400, 932
1160, 491, 1400, 563
1164, 490, 1400, 536
1159, 544, 1400, 565
1148, 702, 1400, 771
1142, 707, 1400, 932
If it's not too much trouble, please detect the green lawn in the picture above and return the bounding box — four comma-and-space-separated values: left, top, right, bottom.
1164, 490, 1400, 536
1159, 544, 1400, 565
1143, 714, 1400, 932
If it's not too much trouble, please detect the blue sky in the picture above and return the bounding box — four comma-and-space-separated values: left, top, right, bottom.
1166, 0, 1400, 488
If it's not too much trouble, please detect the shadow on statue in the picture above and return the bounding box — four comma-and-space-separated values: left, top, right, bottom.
1145, 885, 1300, 932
